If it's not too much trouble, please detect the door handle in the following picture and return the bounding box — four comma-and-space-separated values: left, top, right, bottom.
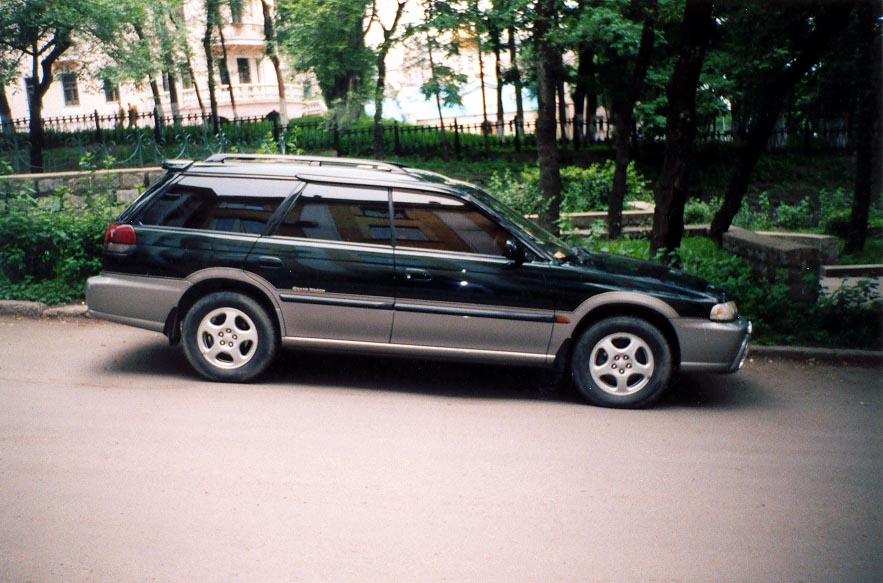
404, 268, 432, 282
257, 255, 283, 269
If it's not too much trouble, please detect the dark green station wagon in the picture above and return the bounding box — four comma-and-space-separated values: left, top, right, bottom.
87, 154, 751, 408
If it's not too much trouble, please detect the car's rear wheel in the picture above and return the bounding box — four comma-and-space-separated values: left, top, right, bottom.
182, 292, 277, 382
571, 316, 672, 408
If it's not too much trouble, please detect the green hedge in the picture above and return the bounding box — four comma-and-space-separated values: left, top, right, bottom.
0, 178, 124, 305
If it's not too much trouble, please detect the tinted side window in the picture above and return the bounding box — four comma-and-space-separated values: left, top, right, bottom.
274, 184, 392, 245
138, 176, 291, 234
392, 191, 509, 256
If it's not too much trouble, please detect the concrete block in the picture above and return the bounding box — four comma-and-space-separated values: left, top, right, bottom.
758, 231, 840, 264
0, 300, 47, 317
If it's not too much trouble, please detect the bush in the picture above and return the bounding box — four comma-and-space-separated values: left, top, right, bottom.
0, 178, 124, 305
589, 236, 883, 349
485, 161, 653, 216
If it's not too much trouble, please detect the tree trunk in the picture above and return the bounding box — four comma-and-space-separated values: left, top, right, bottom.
649, 0, 713, 258
709, 4, 853, 243
217, 25, 238, 119
557, 78, 568, 144
534, 0, 563, 233
492, 28, 505, 138
508, 27, 524, 148
167, 72, 181, 125
477, 32, 490, 154
260, 0, 288, 125
0, 85, 14, 137
373, 55, 387, 158
427, 39, 449, 160
201, 1, 220, 132
846, 0, 883, 253
571, 42, 594, 148
608, 0, 658, 240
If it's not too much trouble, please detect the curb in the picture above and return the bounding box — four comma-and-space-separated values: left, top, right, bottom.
0, 300, 89, 319
2, 300, 881, 366
749, 345, 883, 367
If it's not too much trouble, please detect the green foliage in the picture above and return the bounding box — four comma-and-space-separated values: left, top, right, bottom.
276, 0, 374, 125
485, 160, 653, 215
0, 168, 124, 305
591, 236, 883, 349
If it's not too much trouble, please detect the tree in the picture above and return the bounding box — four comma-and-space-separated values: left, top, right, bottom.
708, 1, 854, 243
845, 0, 882, 253
533, 0, 563, 233
259, 0, 288, 125
0, 0, 121, 171
649, 0, 713, 259
606, 0, 658, 240
277, 0, 374, 127
416, 0, 467, 160
367, 0, 408, 159
203, 0, 221, 132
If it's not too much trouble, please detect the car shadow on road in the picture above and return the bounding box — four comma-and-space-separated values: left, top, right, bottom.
100, 341, 768, 409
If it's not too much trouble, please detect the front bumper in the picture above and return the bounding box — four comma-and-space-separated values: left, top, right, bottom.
673, 316, 752, 374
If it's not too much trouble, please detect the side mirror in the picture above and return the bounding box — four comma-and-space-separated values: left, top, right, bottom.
504, 238, 527, 264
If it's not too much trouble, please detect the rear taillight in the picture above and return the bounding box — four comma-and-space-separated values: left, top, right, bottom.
104, 223, 136, 253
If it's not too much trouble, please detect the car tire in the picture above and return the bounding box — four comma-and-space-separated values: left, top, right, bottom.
182, 292, 278, 382
571, 316, 672, 408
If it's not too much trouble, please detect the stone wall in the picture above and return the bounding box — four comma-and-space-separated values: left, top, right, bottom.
0, 167, 164, 204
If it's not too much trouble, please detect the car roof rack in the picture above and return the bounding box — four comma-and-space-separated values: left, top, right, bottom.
203, 153, 409, 174
162, 159, 194, 172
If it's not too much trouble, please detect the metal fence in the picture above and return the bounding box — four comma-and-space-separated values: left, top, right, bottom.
0, 108, 853, 174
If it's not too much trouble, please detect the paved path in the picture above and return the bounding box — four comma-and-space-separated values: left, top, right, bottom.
1, 317, 881, 582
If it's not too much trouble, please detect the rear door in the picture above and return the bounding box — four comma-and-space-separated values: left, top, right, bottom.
246, 182, 396, 343
390, 190, 556, 355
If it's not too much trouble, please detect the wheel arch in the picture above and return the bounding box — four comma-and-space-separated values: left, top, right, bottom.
556, 297, 682, 374
165, 270, 283, 344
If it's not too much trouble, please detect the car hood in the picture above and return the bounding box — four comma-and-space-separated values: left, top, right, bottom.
569, 250, 725, 301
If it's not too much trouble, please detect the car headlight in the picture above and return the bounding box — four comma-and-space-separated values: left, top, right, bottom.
710, 301, 738, 322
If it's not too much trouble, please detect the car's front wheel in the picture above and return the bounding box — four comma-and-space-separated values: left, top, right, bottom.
571, 316, 673, 408
182, 292, 278, 382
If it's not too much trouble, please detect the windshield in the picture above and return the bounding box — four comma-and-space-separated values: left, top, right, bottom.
463, 184, 579, 261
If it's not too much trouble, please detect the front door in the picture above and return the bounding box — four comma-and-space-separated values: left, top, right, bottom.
390, 190, 555, 355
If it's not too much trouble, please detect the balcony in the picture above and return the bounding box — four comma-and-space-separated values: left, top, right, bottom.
213, 23, 266, 49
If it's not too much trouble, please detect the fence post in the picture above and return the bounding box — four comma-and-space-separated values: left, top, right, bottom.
453, 119, 461, 157
572, 117, 582, 150
393, 122, 401, 156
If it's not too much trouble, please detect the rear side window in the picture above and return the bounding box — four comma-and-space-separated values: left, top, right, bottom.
274, 183, 391, 245
138, 176, 293, 234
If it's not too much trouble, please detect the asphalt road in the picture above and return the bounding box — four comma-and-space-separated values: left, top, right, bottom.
1, 316, 881, 583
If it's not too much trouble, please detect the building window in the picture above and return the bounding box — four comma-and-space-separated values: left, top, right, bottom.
103, 79, 120, 103
218, 58, 231, 85
237, 58, 251, 85
181, 69, 193, 89
24, 77, 35, 101
60, 72, 80, 106
303, 81, 312, 99
231, 2, 243, 24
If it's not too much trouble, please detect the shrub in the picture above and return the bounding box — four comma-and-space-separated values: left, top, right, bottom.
486, 161, 653, 215
588, 236, 883, 349
0, 177, 124, 305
